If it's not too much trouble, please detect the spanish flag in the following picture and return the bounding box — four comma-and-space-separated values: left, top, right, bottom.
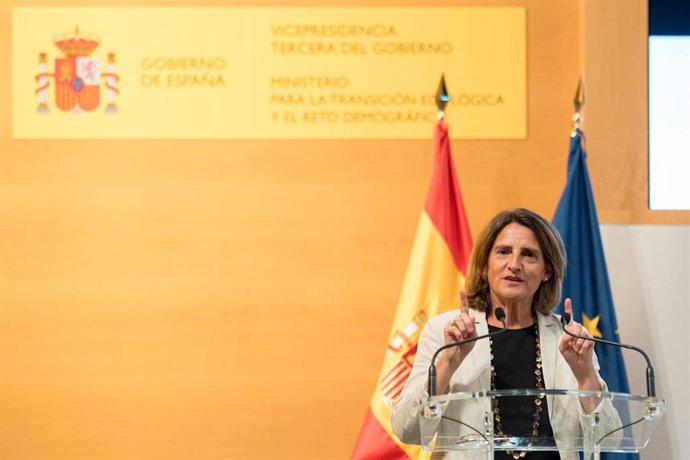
351, 121, 473, 459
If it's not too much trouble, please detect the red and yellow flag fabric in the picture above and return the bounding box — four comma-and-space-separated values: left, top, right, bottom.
351, 121, 473, 459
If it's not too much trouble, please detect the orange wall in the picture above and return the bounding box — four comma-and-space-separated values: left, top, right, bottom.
1, 1, 687, 459
583, 0, 690, 224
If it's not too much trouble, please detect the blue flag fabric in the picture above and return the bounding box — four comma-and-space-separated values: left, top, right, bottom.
552, 130, 638, 460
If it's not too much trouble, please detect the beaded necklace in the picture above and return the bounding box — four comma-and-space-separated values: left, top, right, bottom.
488, 309, 545, 459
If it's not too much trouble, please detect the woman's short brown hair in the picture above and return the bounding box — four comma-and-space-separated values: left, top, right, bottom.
465, 208, 566, 314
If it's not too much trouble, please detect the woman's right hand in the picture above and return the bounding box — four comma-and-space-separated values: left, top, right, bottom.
441, 290, 477, 370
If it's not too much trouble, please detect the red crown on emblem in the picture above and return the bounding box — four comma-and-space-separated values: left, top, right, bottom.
54, 27, 100, 57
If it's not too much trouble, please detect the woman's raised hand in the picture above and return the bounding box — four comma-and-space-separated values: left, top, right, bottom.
558, 298, 600, 389
442, 290, 477, 368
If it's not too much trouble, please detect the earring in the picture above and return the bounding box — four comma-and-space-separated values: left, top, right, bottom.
543, 277, 549, 282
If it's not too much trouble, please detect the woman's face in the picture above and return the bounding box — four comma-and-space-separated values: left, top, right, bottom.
486, 223, 551, 308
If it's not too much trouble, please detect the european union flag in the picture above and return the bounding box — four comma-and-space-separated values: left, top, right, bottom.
552, 129, 638, 460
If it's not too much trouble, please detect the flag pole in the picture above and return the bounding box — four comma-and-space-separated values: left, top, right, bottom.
435, 73, 449, 121
572, 76, 585, 136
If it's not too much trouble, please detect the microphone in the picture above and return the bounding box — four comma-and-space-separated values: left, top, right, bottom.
560, 312, 656, 397
428, 307, 507, 399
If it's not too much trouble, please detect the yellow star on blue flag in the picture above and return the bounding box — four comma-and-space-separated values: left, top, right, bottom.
581, 313, 603, 338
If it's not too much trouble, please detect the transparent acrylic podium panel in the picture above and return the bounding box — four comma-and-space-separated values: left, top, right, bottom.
420, 389, 665, 459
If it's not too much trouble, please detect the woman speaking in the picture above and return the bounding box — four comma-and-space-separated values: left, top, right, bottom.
392, 208, 619, 460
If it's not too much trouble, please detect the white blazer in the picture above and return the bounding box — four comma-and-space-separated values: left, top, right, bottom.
391, 309, 621, 460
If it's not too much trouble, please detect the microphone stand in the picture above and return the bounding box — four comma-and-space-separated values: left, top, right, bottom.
560, 313, 656, 398
428, 308, 507, 399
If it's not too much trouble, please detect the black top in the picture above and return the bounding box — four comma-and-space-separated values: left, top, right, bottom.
489, 324, 560, 460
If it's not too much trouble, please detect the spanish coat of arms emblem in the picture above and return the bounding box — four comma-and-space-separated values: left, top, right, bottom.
35, 27, 120, 114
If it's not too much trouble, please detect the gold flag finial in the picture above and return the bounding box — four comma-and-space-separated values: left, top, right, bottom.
573, 76, 585, 114
435, 74, 449, 120
571, 77, 585, 136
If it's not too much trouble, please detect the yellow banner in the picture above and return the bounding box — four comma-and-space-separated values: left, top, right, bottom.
12, 7, 525, 139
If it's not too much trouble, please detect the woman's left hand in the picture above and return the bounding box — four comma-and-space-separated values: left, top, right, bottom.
558, 298, 601, 391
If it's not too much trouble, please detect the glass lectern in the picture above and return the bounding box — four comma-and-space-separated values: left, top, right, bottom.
420, 389, 665, 460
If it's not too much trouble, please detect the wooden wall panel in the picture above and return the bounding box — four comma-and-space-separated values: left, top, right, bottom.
583, 0, 690, 224
1, 1, 681, 459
